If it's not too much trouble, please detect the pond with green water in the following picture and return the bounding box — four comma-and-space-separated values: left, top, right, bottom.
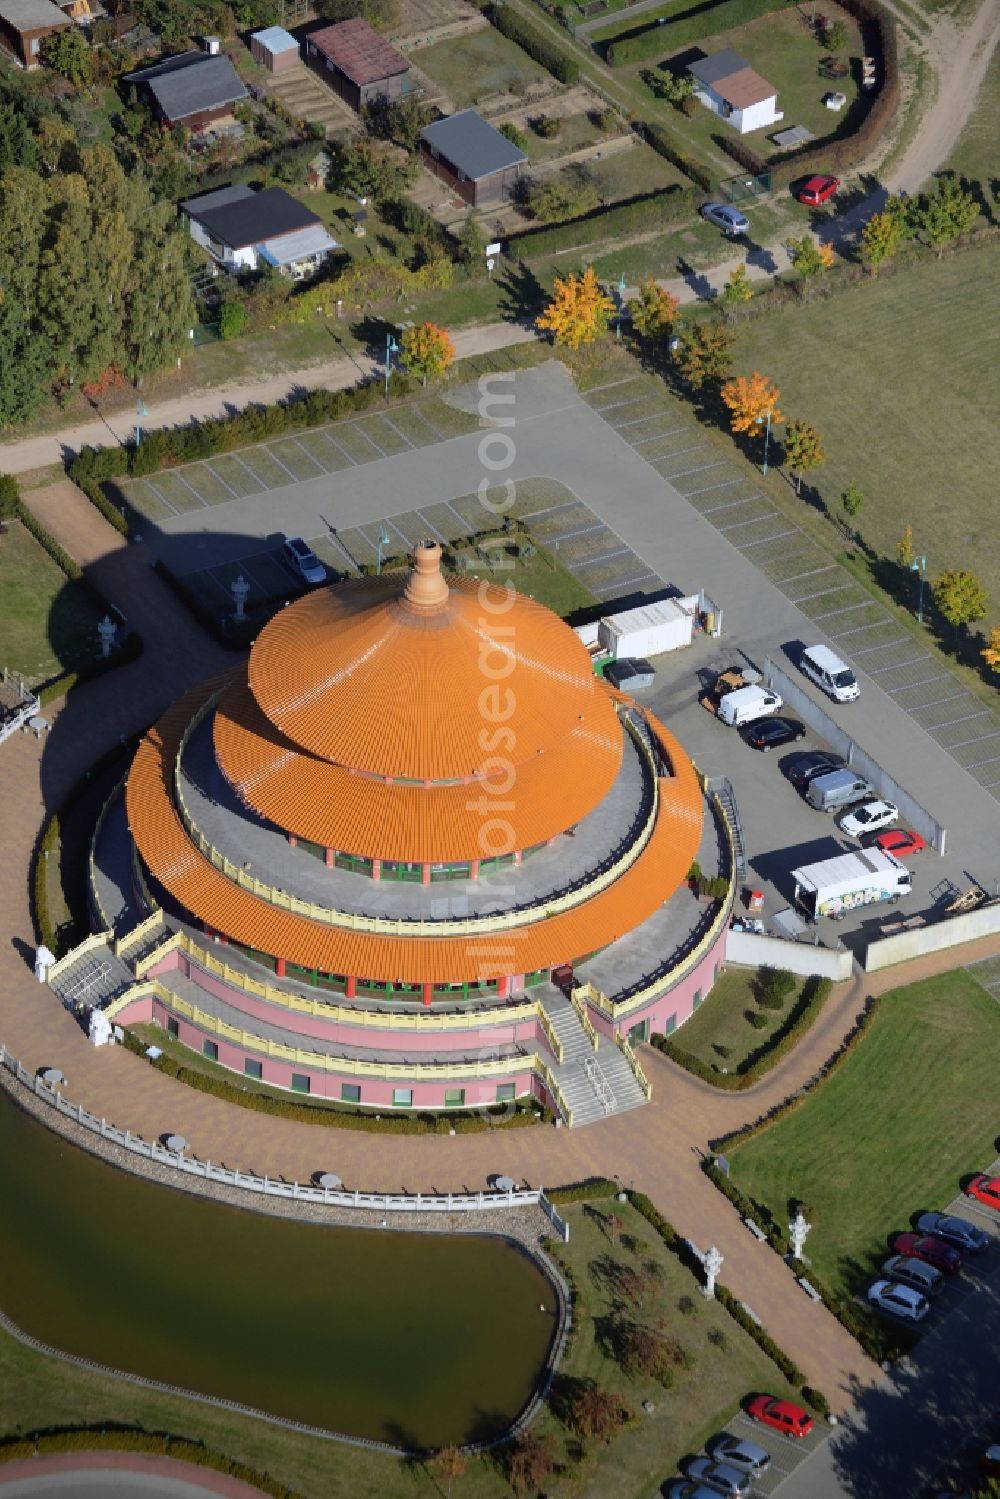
0, 1089, 556, 1447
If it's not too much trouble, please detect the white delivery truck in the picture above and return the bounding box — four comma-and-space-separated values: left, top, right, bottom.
791, 849, 912, 921
717, 683, 782, 727
801, 644, 860, 703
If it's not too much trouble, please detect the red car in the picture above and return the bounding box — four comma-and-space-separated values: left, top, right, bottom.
797, 174, 840, 206
966, 1174, 1000, 1210
747, 1395, 815, 1438
892, 1233, 963, 1274
872, 828, 926, 857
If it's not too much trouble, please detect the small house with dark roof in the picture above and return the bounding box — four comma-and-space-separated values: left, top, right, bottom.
125, 50, 248, 130
0, 0, 71, 67
419, 109, 527, 207
688, 48, 782, 135
305, 16, 410, 112
180, 184, 338, 278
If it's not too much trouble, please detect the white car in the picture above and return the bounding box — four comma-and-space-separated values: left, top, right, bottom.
839, 799, 898, 838
700, 202, 750, 236
867, 1278, 928, 1322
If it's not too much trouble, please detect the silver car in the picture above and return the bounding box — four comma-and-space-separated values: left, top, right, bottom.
707, 1434, 771, 1478
665, 1484, 725, 1499
282, 535, 326, 585
867, 1278, 928, 1322
881, 1254, 943, 1296
700, 202, 750, 236
915, 1212, 990, 1253
686, 1456, 752, 1497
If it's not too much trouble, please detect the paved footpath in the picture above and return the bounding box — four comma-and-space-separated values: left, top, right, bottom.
6, 484, 1000, 1416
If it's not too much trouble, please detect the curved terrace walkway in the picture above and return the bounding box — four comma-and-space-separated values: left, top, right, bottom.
7, 481, 1000, 1418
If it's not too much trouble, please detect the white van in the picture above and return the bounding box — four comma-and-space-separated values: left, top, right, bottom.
801, 644, 860, 703
717, 684, 782, 727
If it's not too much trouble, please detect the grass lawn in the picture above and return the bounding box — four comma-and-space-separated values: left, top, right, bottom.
409, 28, 548, 108
524, 111, 610, 163
0, 1195, 801, 1498
729, 971, 1000, 1302
729, 248, 1000, 631
587, 140, 687, 198
0, 522, 106, 687
940, 45, 1000, 202
447, 479, 598, 614
670, 968, 793, 1071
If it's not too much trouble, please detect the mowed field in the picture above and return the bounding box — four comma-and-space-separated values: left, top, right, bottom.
731, 250, 1000, 625
729, 971, 1000, 1300
0, 522, 105, 686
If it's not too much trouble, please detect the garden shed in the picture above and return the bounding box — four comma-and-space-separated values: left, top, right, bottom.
0, 0, 70, 68
419, 109, 527, 206
305, 16, 410, 112
250, 25, 299, 74
688, 48, 783, 135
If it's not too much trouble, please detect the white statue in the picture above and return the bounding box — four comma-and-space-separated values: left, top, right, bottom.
88, 1008, 113, 1047
703, 1244, 724, 1298
97, 616, 117, 658
789, 1210, 811, 1261
231, 575, 250, 621
34, 945, 56, 983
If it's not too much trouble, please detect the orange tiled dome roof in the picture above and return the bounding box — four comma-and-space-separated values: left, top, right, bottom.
247, 542, 606, 781
213, 675, 624, 864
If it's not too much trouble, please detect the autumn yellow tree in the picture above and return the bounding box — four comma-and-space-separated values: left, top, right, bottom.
536, 265, 614, 349
897, 523, 916, 569
400, 321, 455, 385
720, 371, 783, 436
982, 628, 1000, 673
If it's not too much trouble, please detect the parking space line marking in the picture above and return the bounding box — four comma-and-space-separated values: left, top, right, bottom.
672, 460, 730, 481
444, 500, 473, 531
201, 569, 235, 602
545, 522, 606, 543
588, 392, 647, 414
811, 598, 872, 621
865, 655, 929, 674
740, 529, 798, 549
379, 415, 415, 449
349, 424, 387, 458
716, 509, 777, 531
387, 520, 414, 551
519, 501, 578, 521
229, 453, 271, 491
790, 582, 851, 605
142, 478, 180, 516
852, 636, 910, 657
289, 437, 327, 475
702, 497, 756, 516
961, 750, 1000, 770
632, 429, 691, 448
933, 710, 994, 731
236, 556, 276, 595
415, 511, 448, 544
171, 470, 211, 508
576, 548, 632, 569
686, 477, 746, 499
614, 412, 675, 430
653, 443, 705, 465
886, 672, 951, 694
779, 564, 839, 584
264, 446, 299, 484
894, 687, 963, 709
316, 431, 357, 468
829, 618, 893, 640
606, 571, 661, 593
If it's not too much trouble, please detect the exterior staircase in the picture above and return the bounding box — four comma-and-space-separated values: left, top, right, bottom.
705, 775, 745, 880
539, 985, 648, 1128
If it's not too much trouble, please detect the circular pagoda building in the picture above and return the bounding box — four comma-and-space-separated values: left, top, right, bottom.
86, 543, 733, 1126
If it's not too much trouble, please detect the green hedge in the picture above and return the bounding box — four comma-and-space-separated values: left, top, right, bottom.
32, 812, 62, 955
715, 135, 768, 176
489, 3, 580, 83
607, 0, 788, 65
626, 1190, 820, 1395
702, 1158, 788, 1252
546, 1176, 620, 1204
651, 976, 832, 1090
0, 1430, 306, 1497
642, 122, 713, 191
508, 185, 700, 259
120, 1030, 550, 1134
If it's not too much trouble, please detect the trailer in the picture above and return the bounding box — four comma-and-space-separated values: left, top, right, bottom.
598, 597, 696, 660
792, 849, 912, 921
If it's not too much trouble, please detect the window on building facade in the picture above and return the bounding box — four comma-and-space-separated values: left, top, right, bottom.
392, 1087, 413, 1107
341, 1083, 361, 1103
203, 1039, 219, 1060
291, 1072, 310, 1093
244, 1058, 262, 1080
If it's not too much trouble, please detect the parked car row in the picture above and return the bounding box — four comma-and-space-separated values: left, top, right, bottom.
867, 1198, 994, 1326
665, 1400, 815, 1496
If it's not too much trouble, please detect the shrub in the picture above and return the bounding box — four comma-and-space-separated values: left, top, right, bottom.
219, 300, 250, 340
533, 112, 561, 139
507, 185, 699, 259
526, 170, 600, 222
499, 120, 530, 153
642, 122, 713, 191
547, 1176, 620, 1204
32, 812, 61, 954
489, 4, 580, 84
0, 472, 18, 516
607, 0, 786, 65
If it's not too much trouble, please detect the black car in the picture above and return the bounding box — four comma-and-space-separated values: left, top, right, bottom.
787, 750, 846, 787
742, 716, 806, 752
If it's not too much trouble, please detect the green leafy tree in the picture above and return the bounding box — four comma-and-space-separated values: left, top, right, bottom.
673, 319, 734, 388
35, 116, 76, 175
328, 139, 414, 200
0, 295, 51, 426
498, 120, 529, 153
788, 235, 835, 293
860, 209, 904, 274
628, 280, 678, 339
841, 480, 864, 530
914, 173, 979, 253
641, 68, 695, 106
783, 418, 825, 492
718, 262, 753, 318
934, 568, 988, 631
219, 300, 250, 340
40, 28, 94, 84
0, 101, 38, 171
526, 169, 599, 223
823, 17, 848, 51
363, 93, 433, 151
456, 208, 485, 266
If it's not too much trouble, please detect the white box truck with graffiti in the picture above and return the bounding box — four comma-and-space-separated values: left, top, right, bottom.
792, 849, 912, 921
